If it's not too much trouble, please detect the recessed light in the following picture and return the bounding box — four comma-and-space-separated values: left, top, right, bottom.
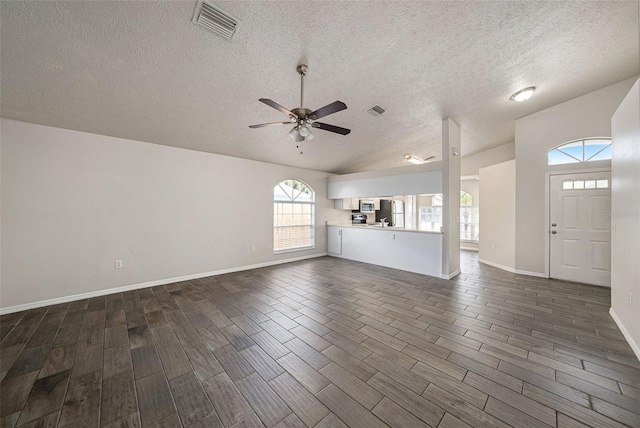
510, 86, 536, 102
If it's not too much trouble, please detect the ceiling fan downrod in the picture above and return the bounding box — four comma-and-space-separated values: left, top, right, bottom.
297, 64, 308, 109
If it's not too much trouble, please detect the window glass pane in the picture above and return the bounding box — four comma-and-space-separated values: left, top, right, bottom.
460, 191, 472, 206
574, 180, 585, 189
585, 180, 596, 189
548, 149, 580, 165
596, 179, 609, 188
584, 140, 611, 160
562, 181, 573, 190
588, 145, 612, 162
557, 141, 584, 161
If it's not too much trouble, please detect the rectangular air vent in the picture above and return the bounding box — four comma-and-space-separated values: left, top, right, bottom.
366, 105, 386, 117
192, 1, 239, 40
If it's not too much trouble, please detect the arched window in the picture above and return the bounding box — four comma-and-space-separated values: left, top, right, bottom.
548, 138, 612, 166
460, 191, 479, 242
274, 179, 315, 253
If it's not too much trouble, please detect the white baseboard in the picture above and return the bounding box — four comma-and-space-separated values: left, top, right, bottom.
479, 259, 548, 279
0, 253, 327, 315
514, 269, 548, 278
441, 269, 461, 280
460, 246, 478, 252
479, 258, 516, 273
609, 308, 640, 362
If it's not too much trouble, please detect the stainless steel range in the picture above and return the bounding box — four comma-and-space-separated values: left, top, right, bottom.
352, 214, 367, 224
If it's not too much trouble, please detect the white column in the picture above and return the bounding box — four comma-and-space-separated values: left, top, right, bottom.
441, 118, 461, 279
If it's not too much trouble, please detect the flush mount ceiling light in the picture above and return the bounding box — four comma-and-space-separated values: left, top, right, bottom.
405, 154, 435, 164
510, 86, 536, 102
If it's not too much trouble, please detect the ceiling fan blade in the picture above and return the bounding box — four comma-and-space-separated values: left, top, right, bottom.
249, 122, 291, 128
424, 155, 435, 161
312, 122, 351, 135
295, 133, 304, 143
309, 101, 347, 120
259, 98, 297, 118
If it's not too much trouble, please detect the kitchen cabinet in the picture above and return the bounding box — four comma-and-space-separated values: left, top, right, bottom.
334, 198, 359, 210
327, 228, 342, 255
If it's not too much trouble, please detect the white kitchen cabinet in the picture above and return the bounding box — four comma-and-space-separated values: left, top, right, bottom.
334, 198, 359, 210
327, 227, 342, 255
373, 198, 381, 210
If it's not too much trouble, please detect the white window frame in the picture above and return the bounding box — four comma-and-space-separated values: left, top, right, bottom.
273, 179, 315, 254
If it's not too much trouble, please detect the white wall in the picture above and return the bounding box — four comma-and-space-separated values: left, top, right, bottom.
461, 142, 515, 177
1, 119, 338, 311
479, 160, 516, 271
610, 79, 640, 359
514, 77, 636, 275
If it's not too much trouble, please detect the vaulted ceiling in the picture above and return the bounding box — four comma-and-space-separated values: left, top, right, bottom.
1, 1, 638, 173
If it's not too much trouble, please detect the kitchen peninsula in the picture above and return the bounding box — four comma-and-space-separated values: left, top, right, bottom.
326, 223, 442, 277
326, 162, 447, 279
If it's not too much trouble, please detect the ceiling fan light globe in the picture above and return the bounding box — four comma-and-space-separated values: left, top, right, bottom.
288, 127, 298, 139
305, 131, 314, 141
298, 125, 311, 137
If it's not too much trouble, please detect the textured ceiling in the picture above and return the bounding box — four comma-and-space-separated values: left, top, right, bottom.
1, 1, 638, 174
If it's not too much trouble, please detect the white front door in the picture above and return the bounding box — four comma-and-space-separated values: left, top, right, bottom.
549, 172, 611, 286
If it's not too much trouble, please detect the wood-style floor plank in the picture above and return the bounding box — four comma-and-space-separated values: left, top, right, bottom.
268, 373, 329, 427
1, 252, 638, 428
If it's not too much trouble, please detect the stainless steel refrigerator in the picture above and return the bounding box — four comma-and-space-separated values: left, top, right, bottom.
376, 199, 404, 227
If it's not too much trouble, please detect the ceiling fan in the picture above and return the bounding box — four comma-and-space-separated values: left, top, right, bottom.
249, 64, 351, 146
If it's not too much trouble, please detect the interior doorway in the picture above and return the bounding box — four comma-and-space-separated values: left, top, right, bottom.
549, 171, 611, 286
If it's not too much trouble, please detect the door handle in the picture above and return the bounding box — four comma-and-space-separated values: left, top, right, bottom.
551, 231, 557, 234
551, 223, 557, 227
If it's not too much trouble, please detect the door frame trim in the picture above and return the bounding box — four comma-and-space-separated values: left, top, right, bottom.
544, 167, 611, 279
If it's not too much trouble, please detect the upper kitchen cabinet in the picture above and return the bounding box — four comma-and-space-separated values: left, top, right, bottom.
328, 163, 443, 200
335, 198, 360, 210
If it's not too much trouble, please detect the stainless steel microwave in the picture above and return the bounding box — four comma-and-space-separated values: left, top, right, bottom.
360, 200, 375, 213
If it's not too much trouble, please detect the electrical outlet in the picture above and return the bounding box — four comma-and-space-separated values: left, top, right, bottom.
492, 245, 496, 251
115, 260, 123, 269
251, 245, 256, 252
629, 293, 633, 308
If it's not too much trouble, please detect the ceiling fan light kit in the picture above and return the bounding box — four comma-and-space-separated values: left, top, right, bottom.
249, 64, 351, 153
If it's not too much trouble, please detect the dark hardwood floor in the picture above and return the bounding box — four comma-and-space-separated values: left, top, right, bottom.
1, 251, 639, 428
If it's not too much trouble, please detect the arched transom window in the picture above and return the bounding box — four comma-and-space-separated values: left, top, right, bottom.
548, 138, 612, 166
274, 179, 315, 253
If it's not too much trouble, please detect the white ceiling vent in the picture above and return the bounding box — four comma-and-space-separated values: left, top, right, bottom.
192, 1, 239, 40
366, 105, 386, 117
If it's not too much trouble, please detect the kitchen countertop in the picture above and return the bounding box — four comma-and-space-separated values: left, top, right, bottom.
326, 222, 442, 234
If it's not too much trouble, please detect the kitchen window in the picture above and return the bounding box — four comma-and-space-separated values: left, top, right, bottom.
273, 179, 315, 253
